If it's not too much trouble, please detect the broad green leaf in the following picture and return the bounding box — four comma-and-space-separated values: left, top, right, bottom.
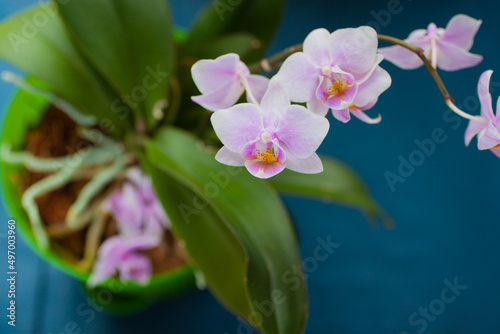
145, 127, 307, 334
270, 157, 391, 225
146, 164, 252, 317
55, 0, 175, 129
0, 3, 132, 137
183, 0, 286, 62
190, 33, 262, 60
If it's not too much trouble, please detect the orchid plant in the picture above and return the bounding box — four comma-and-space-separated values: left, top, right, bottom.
0, 0, 493, 333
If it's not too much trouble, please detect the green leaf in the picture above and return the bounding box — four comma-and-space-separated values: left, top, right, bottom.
190, 33, 262, 60
146, 165, 252, 317
144, 127, 307, 334
0, 3, 132, 137
54, 0, 175, 129
270, 157, 392, 225
183, 0, 286, 62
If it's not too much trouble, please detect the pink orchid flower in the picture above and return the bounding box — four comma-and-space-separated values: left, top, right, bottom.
106, 167, 170, 239
191, 53, 269, 111
276, 27, 391, 123
465, 70, 500, 157
379, 14, 483, 71
89, 168, 171, 288
87, 235, 158, 288
211, 81, 330, 179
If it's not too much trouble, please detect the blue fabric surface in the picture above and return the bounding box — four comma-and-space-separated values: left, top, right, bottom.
0, 0, 499, 333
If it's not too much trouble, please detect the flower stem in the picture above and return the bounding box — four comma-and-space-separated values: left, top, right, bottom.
377, 34, 488, 123
377, 35, 451, 100
248, 44, 303, 73
446, 100, 488, 122
250, 35, 487, 123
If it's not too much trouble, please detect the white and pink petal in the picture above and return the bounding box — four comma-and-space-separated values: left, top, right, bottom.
477, 70, 495, 120
245, 74, 270, 104
303, 28, 333, 67
331, 108, 351, 123
435, 39, 483, 71
191, 79, 243, 112
245, 160, 286, 179
118, 253, 152, 285
282, 149, 324, 174
191, 53, 240, 94
275, 52, 320, 103
211, 103, 263, 152
464, 119, 488, 146
330, 26, 379, 76
215, 146, 246, 166
307, 96, 330, 117
378, 40, 430, 70
443, 14, 482, 50
276, 105, 330, 158
353, 66, 391, 108
477, 122, 500, 150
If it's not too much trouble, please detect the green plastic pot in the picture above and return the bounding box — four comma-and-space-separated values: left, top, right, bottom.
0, 87, 197, 314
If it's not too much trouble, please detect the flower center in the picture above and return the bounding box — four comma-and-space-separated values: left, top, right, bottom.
258, 149, 277, 163
327, 79, 348, 97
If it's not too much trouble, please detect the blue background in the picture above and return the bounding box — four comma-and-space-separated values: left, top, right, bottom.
1, 0, 499, 333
